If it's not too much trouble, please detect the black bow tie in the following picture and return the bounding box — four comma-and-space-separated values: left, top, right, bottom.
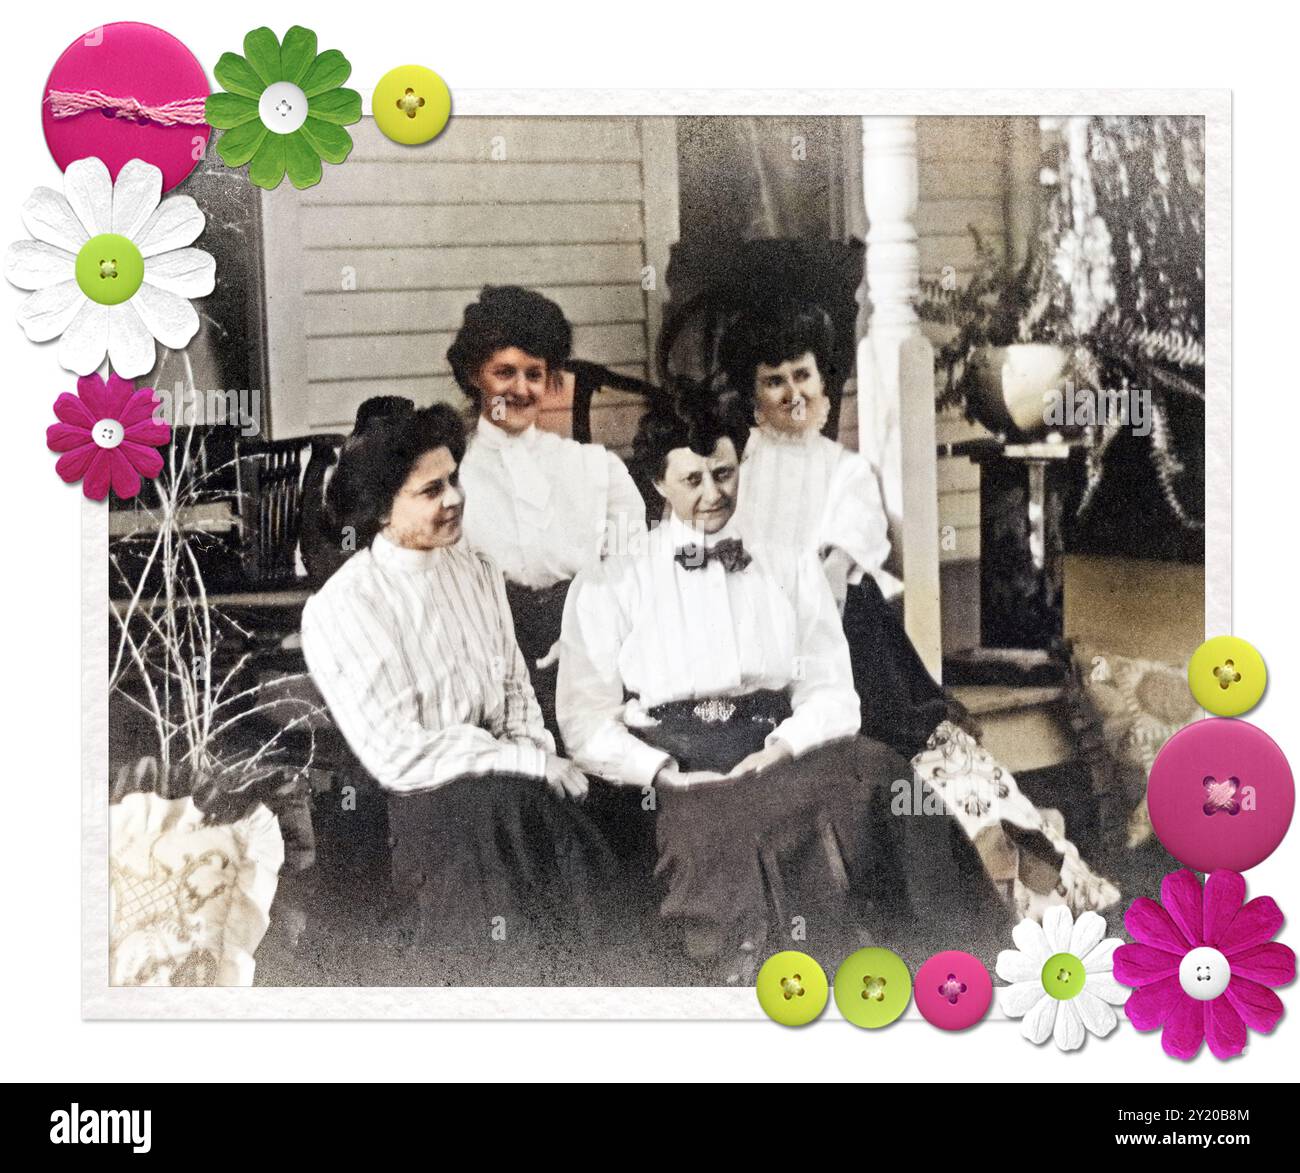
674, 538, 751, 573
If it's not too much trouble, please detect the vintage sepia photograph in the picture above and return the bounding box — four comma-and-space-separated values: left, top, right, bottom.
102, 109, 1211, 997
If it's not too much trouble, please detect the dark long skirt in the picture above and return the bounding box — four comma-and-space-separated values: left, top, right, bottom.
845, 576, 1072, 897
650, 736, 1013, 978
386, 772, 618, 984
843, 574, 961, 758
504, 579, 571, 752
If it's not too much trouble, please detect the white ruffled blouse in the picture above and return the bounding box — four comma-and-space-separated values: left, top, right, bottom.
736, 423, 901, 598
459, 416, 646, 590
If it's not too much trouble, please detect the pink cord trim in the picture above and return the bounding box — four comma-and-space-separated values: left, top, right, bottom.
46, 88, 208, 126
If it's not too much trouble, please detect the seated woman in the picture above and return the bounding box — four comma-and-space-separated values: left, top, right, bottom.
449, 286, 647, 746
556, 395, 1010, 983
300, 394, 415, 588
719, 301, 1119, 917
723, 302, 901, 604
721, 300, 953, 754
300, 404, 616, 982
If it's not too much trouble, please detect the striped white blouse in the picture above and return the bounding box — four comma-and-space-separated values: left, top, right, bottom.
301, 532, 553, 793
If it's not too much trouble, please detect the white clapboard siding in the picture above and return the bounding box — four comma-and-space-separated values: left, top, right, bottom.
918, 154, 1008, 202
346, 117, 644, 163
300, 244, 644, 294
300, 202, 643, 249
301, 285, 646, 339
934, 407, 991, 566
306, 323, 648, 384
916, 116, 1009, 162
920, 113, 1001, 655
299, 162, 645, 206
915, 117, 1013, 288
915, 199, 1005, 243
262, 116, 678, 439
915, 116, 1012, 583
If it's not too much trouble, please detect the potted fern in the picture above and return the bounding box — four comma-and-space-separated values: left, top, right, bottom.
919, 225, 1075, 438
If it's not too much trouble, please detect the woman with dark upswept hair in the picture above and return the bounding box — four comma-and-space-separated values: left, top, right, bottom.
560, 392, 1014, 981
300, 404, 617, 980
450, 286, 646, 748
721, 300, 939, 750
298, 395, 415, 588
720, 301, 1120, 917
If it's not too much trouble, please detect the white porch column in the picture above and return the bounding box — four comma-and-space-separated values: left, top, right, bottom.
856, 116, 942, 680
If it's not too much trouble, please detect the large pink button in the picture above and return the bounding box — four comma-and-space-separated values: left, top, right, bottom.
1147, 718, 1294, 873
914, 950, 992, 1031
43, 22, 210, 192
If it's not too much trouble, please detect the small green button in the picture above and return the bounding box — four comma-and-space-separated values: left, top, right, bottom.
1041, 951, 1086, 1000
833, 946, 912, 1028
756, 951, 828, 1027
75, 233, 144, 306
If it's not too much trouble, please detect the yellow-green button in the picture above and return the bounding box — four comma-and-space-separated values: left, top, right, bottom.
833, 946, 912, 1028
372, 65, 452, 146
1041, 951, 1086, 1000
75, 233, 144, 306
1188, 636, 1266, 717
755, 951, 828, 1027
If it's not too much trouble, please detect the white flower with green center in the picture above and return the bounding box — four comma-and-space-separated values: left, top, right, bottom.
996, 904, 1130, 1051
4, 157, 214, 378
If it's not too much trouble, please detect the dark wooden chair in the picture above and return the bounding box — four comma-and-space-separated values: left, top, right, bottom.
567, 359, 667, 446
234, 434, 345, 589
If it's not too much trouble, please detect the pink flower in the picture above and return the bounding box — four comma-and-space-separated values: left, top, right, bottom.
1115, 869, 1294, 1060
47, 373, 171, 500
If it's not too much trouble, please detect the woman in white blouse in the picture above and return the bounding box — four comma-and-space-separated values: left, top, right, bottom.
557, 396, 1009, 982
719, 303, 1119, 916
726, 303, 899, 606
721, 301, 959, 756
449, 286, 647, 748
300, 404, 616, 980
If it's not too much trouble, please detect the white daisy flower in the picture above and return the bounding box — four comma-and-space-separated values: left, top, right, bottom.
995, 904, 1130, 1051
4, 157, 214, 378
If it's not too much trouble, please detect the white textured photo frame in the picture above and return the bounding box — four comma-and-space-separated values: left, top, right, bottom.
82, 87, 1230, 1020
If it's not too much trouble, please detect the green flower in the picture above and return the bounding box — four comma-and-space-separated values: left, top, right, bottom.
204, 26, 361, 191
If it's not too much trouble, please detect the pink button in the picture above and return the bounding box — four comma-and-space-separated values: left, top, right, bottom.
914, 950, 992, 1031
1148, 718, 1294, 873
43, 22, 210, 193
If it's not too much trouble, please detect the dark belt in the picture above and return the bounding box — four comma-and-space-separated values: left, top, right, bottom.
634, 689, 793, 775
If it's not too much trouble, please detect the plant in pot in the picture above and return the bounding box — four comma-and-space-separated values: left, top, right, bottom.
108, 374, 325, 986
919, 225, 1077, 439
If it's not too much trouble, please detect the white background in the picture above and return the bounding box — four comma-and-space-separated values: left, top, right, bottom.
1, 0, 1293, 1083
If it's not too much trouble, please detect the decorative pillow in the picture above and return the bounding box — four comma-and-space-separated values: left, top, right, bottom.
1073, 643, 1198, 772
1072, 643, 1199, 846
110, 792, 283, 986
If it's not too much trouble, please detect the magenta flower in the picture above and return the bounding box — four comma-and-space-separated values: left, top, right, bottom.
47, 373, 171, 500
1115, 869, 1294, 1060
